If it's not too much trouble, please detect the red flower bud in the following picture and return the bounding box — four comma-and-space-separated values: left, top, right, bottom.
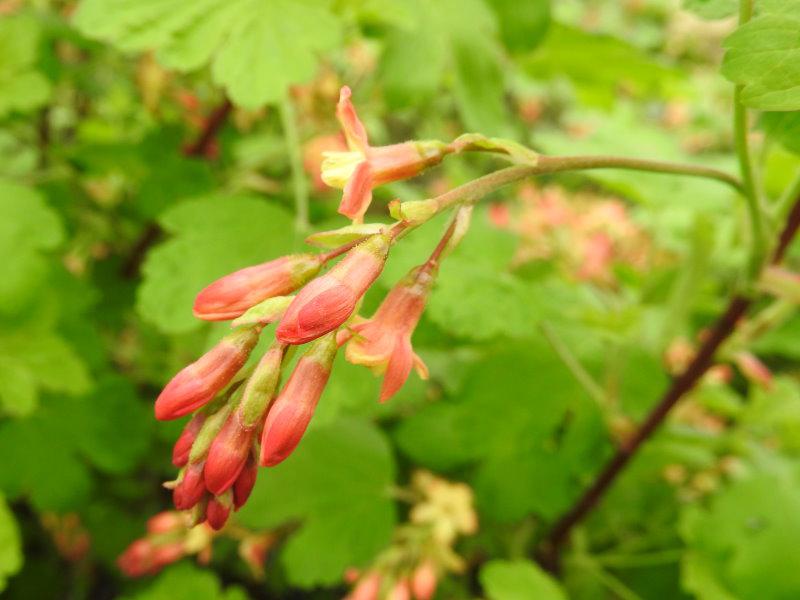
193, 254, 322, 321
260, 334, 337, 466
118, 539, 154, 577
173, 462, 206, 510
203, 413, 252, 496
411, 561, 438, 600
388, 579, 411, 600
349, 571, 382, 600
155, 327, 260, 420
276, 233, 391, 345
172, 413, 205, 467
146, 511, 184, 535
206, 492, 232, 530
233, 454, 258, 510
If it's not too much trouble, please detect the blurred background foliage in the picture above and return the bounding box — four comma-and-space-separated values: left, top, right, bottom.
1, 0, 800, 598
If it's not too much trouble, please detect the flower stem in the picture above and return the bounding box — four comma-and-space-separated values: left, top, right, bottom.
733, 0, 765, 277
279, 92, 309, 233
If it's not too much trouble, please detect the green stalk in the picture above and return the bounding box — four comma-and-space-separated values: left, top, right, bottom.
279, 92, 309, 233
733, 0, 765, 277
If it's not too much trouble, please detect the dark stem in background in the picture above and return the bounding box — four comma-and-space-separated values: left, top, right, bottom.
122, 98, 233, 278
183, 98, 233, 158
538, 193, 800, 572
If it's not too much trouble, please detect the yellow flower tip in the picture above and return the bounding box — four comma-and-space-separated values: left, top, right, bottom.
320, 150, 365, 189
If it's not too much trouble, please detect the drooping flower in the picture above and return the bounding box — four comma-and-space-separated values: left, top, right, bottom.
345, 263, 435, 402
206, 491, 232, 531
154, 326, 260, 420
321, 86, 449, 222
348, 571, 382, 600
276, 232, 392, 345
260, 333, 337, 466
193, 254, 322, 321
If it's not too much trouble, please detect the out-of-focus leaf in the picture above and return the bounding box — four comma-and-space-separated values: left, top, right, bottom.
237, 419, 396, 587
721, 3, 800, 110
0, 15, 51, 117
486, 0, 550, 53
0, 180, 64, 313
395, 344, 607, 521
0, 495, 22, 593
126, 562, 248, 600
73, 0, 341, 108
137, 194, 295, 334
683, 0, 737, 19
481, 559, 567, 600
524, 24, 683, 107
761, 112, 800, 156
680, 468, 800, 600
0, 378, 152, 509
452, 35, 509, 135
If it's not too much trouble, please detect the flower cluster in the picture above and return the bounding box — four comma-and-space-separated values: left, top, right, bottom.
149, 87, 458, 533
343, 471, 478, 600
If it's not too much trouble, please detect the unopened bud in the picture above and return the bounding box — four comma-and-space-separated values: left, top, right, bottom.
193, 254, 322, 321
155, 327, 260, 420
206, 491, 233, 530
260, 334, 337, 466
390, 198, 438, 223
233, 453, 258, 510
411, 561, 438, 600
172, 413, 206, 467
231, 296, 294, 328
277, 234, 391, 345
306, 223, 385, 248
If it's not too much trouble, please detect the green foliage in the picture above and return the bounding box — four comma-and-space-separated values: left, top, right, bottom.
481, 559, 567, 600
137, 195, 296, 334
0, 496, 22, 593
73, 0, 342, 108
237, 419, 396, 587
722, 2, 800, 110
4, 1, 800, 598
680, 468, 800, 599
0, 14, 51, 118
126, 562, 248, 600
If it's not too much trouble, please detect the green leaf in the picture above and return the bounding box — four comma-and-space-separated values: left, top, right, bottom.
125, 562, 248, 600
761, 111, 800, 156
0, 180, 64, 314
480, 559, 567, 600
137, 194, 295, 334
73, 0, 342, 109
683, 0, 737, 19
0, 14, 51, 117
722, 7, 800, 110
0, 495, 22, 593
486, 0, 551, 53
0, 323, 91, 417
395, 344, 607, 522
0, 377, 152, 509
452, 35, 510, 135
680, 468, 800, 600
236, 419, 396, 587
524, 24, 683, 108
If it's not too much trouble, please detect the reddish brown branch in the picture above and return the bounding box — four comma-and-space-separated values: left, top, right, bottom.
183, 98, 233, 158
538, 193, 800, 571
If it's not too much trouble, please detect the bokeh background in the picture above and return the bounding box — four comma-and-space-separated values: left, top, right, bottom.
2, 0, 800, 598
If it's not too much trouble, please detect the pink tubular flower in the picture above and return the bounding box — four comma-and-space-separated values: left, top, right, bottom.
146, 511, 184, 535
345, 264, 434, 402
154, 327, 261, 420
193, 254, 322, 321
388, 579, 411, 600
276, 233, 392, 345
260, 333, 337, 466
321, 86, 449, 222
